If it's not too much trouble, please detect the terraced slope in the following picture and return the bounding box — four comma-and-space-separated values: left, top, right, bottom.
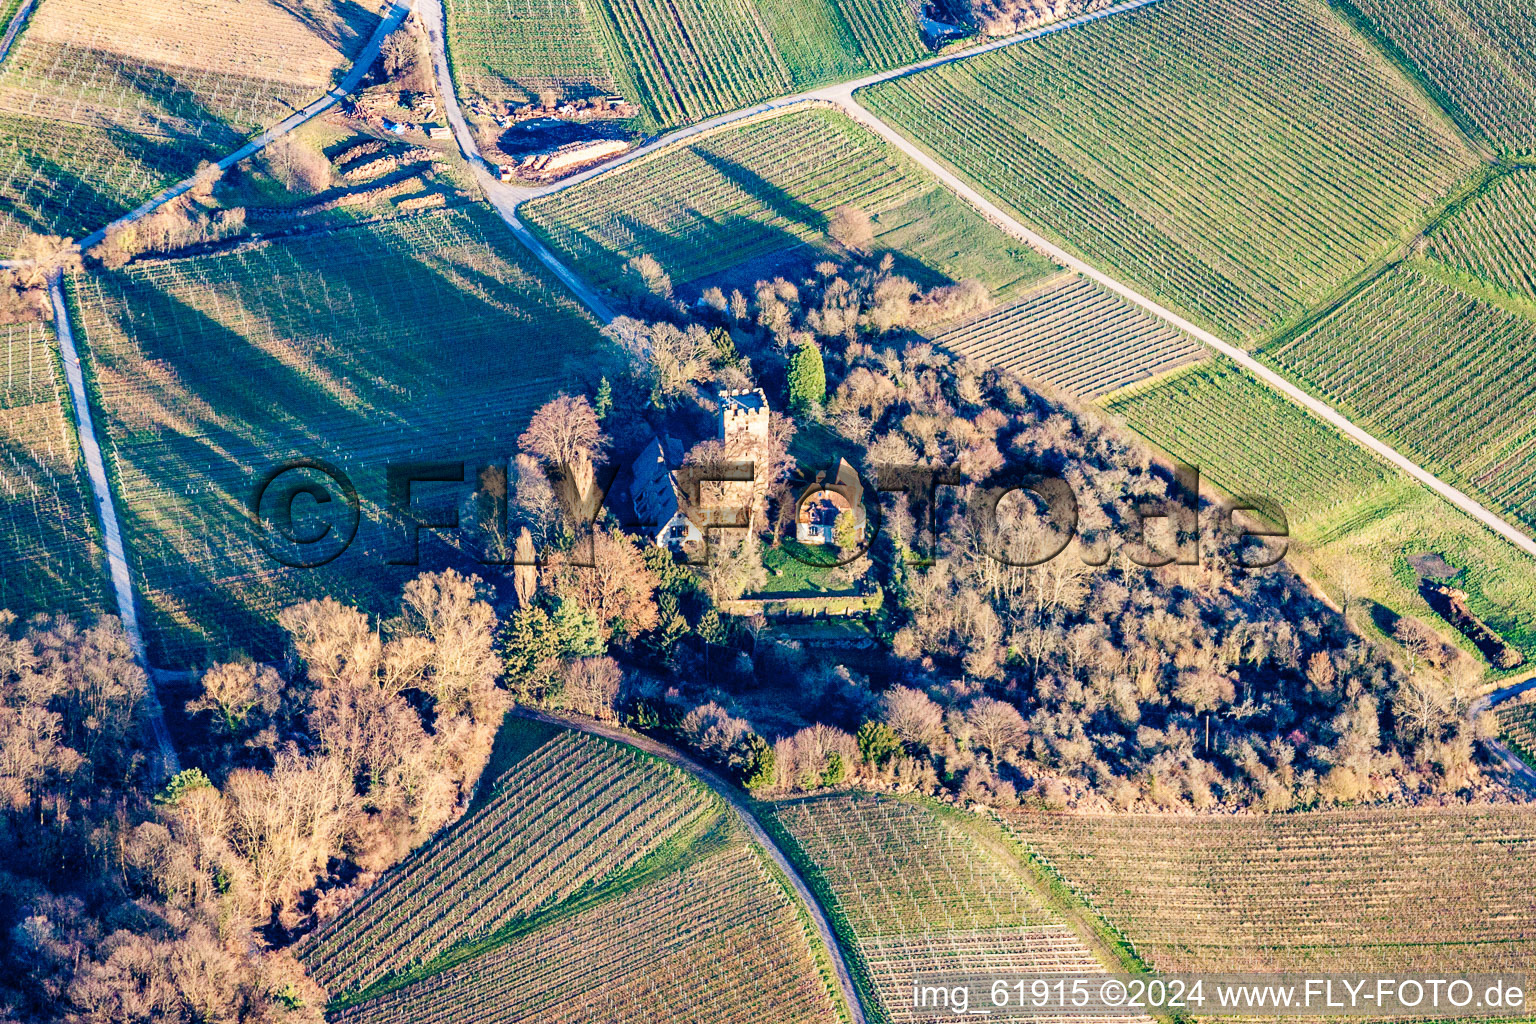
0, 319, 107, 618
1017, 808, 1536, 973
297, 729, 717, 995
860, 0, 1476, 341
330, 842, 839, 1024
68, 205, 605, 666
928, 275, 1206, 399
0, 0, 380, 246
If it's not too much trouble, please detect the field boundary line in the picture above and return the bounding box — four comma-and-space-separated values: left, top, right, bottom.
73, 2, 412, 252
828, 95, 1536, 563
509, 706, 871, 1024
48, 270, 179, 778
1321, 0, 1494, 161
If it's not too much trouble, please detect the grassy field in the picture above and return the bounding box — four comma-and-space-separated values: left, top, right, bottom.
0, 319, 108, 620
68, 205, 606, 667
0, 0, 380, 248
1339, 0, 1536, 155
331, 841, 841, 1024
769, 794, 1138, 1024
859, 0, 1476, 343
1427, 168, 1536, 303
447, 0, 924, 128
522, 107, 1057, 300
1015, 808, 1536, 974
298, 728, 720, 995
1261, 261, 1536, 537
927, 274, 1207, 400
1105, 360, 1536, 664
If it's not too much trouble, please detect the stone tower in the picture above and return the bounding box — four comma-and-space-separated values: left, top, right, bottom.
718, 387, 769, 443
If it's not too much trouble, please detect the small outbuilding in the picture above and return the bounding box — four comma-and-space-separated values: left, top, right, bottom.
796, 458, 865, 546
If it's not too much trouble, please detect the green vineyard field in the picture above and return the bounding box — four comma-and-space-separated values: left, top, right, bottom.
68, 205, 605, 666
330, 842, 839, 1024
1105, 359, 1536, 661
446, 0, 617, 104
928, 275, 1206, 399
859, 0, 1475, 341
1263, 262, 1536, 536
447, 0, 924, 128
1498, 700, 1536, 768
0, 320, 107, 619
771, 795, 1137, 1024
298, 728, 718, 995
1427, 169, 1536, 302
522, 107, 1056, 299
1342, 0, 1536, 155
1106, 360, 1400, 525
1017, 808, 1536, 973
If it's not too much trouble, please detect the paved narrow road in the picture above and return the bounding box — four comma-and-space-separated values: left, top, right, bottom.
471, 0, 1536, 567
414, 0, 619, 321
75, 2, 412, 252
822, 97, 1536, 564
0, 0, 36, 66
48, 272, 180, 778
512, 706, 869, 1024
513, 0, 1165, 205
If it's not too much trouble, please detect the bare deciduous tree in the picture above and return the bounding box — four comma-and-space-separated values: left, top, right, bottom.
263, 135, 331, 194
187, 660, 283, 735
560, 657, 623, 721
965, 696, 1026, 756
882, 685, 944, 751
519, 393, 608, 501
828, 205, 874, 253
546, 526, 659, 640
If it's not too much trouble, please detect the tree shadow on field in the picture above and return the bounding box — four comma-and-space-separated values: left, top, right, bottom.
100, 56, 244, 144
1368, 600, 1402, 638
696, 149, 825, 236
0, 135, 146, 245
571, 148, 831, 296
86, 209, 608, 666
268, 0, 377, 56
612, 209, 805, 293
